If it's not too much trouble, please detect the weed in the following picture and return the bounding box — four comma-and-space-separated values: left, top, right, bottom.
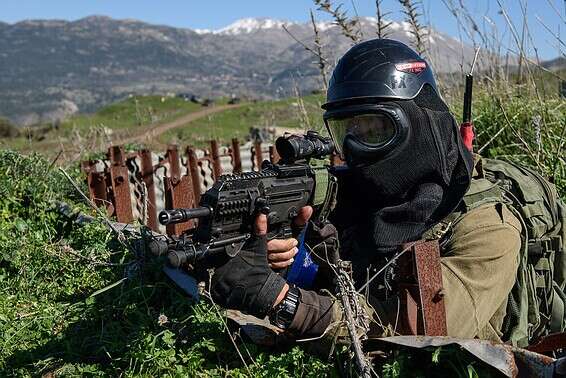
0, 151, 335, 376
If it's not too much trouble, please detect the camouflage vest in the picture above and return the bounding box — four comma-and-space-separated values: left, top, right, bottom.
429, 156, 566, 347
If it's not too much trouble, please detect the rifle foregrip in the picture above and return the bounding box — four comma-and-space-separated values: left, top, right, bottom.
148, 239, 169, 256
168, 250, 186, 268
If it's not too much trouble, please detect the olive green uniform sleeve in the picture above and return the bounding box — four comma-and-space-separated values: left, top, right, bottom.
441, 202, 522, 341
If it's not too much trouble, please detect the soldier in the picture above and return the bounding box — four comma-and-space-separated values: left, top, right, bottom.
210, 39, 523, 343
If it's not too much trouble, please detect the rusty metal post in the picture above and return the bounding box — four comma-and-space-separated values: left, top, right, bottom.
269, 145, 280, 163
528, 332, 566, 354
253, 140, 263, 171
231, 138, 242, 173
108, 145, 134, 223
186, 147, 202, 204
167, 145, 182, 184
81, 160, 111, 214
413, 241, 447, 336
210, 139, 222, 179
164, 145, 194, 236
398, 240, 447, 336
139, 149, 158, 231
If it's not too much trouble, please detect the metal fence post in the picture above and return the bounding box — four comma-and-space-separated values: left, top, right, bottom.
210, 139, 222, 179
164, 145, 194, 236
81, 160, 111, 214
108, 145, 134, 223
186, 147, 202, 205
253, 140, 263, 171
231, 138, 242, 173
139, 149, 158, 231
269, 145, 279, 163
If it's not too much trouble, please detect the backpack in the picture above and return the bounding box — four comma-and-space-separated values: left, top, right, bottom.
457, 157, 566, 347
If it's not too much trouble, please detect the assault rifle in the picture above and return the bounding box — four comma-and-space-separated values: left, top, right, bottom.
148, 132, 373, 375
149, 131, 337, 288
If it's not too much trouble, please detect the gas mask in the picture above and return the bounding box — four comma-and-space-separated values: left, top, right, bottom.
326, 86, 474, 254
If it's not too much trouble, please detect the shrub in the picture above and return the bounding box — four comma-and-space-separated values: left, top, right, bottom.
0, 118, 18, 138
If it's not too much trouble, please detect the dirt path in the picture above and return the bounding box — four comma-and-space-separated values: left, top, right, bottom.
116, 103, 243, 145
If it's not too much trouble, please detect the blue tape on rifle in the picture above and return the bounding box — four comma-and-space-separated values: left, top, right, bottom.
286, 226, 319, 289
163, 265, 199, 301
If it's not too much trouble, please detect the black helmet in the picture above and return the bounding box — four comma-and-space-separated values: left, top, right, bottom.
322, 39, 443, 165
323, 39, 438, 109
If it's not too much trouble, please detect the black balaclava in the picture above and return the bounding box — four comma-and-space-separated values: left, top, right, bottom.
331, 85, 474, 256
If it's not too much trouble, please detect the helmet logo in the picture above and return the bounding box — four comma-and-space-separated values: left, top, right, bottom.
390, 74, 407, 89
395, 61, 427, 74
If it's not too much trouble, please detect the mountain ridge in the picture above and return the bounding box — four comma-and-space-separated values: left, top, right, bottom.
0, 16, 483, 125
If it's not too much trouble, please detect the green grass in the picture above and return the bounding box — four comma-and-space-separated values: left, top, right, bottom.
1, 96, 206, 151
61, 95, 203, 132
161, 94, 325, 147
0, 151, 336, 377
448, 85, 566, 196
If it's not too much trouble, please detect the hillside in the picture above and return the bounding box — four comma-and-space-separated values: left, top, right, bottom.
0, 16, 475, 125
0, 94, 320, 156
542, 56, 566, 71
0, 95, 206, 152
160, 95, 324, 146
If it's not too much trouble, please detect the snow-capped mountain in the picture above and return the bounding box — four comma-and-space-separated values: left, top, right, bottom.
196, 18, 295, 35
195, 16, 440, 40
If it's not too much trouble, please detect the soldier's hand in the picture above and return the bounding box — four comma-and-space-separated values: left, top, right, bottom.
210, 213, 288, 317
267, 206, 313, 269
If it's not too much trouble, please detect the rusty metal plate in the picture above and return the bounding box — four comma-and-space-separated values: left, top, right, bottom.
166, 145, 181, 184
269, 145, 280, 163
107, 146, 134, 223
109, 165, 134, 223
403, 288, 419, 335
253, 140, 263, 171
139, 149, 158, 231
210, 140, 222, 179
231, 138, 242, 173
413, 240, 447, 336
164, 175, 194, 236
186, 147, 203, 204
82, 161, 110, 213
90, 171, 109, 208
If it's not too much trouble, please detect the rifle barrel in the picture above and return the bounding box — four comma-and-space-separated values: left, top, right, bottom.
158, 207, 211, 225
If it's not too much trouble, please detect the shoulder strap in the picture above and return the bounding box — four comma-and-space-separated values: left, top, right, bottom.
462, 178, 505, 211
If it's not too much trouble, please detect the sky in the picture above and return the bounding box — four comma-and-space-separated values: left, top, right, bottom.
1, 0, 564, 60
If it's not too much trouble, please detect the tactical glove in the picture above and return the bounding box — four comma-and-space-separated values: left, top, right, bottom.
210, 234, 287, 318
306, 220, 339, 261
305, 220, 340, 288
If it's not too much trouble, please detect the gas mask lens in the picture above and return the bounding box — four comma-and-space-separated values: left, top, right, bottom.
325, 113, 398, 156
